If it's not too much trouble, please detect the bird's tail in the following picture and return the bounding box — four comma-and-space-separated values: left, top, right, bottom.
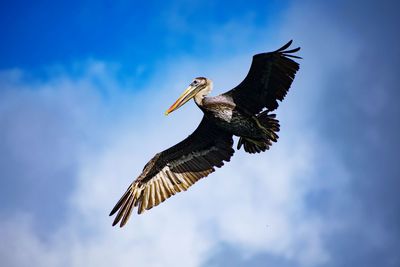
237, 111, 280, 154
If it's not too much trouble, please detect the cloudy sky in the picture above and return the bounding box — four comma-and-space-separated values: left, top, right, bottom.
1, 0, 399, 266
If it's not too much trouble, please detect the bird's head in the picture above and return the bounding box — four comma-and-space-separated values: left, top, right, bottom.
165, 77, 212, 115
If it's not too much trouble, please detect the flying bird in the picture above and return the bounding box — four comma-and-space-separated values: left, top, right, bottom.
110, 40, 301, 227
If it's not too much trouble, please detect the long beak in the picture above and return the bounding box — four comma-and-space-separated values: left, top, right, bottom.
165, 85, 197, 115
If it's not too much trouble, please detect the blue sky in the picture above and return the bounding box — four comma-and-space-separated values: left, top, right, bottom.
1, 1, 399, 267
0, 0, 286, 81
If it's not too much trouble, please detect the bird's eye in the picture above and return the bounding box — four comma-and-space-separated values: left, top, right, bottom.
192, 80, 198, 85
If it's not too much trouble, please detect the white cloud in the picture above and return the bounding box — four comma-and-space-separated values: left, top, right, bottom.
2, 2, 368, 264
0, 48, 342, 267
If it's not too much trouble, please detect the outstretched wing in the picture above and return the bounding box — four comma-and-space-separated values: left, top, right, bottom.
223, 40, 301, 115
110, 117, 234, 227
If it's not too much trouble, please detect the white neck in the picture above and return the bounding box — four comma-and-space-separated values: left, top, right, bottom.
194, 79, 213, 106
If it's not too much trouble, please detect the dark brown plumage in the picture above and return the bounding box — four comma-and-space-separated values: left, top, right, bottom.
110, 40, 301, 227
223, 40, 301, 114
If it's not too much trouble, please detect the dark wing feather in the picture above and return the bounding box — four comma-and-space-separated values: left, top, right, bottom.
223, 40, 301, 114
110, 117, 234, 227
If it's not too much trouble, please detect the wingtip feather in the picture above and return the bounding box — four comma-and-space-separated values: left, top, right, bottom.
275, 40, 293, 52
109, 187, 131, 217
283, 47, 301, 53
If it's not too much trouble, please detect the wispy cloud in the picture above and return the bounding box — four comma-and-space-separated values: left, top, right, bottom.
1, 1, 399, 267
0, 48, 335, 267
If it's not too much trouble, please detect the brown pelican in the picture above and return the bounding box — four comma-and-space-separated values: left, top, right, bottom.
110, 40, 301, 227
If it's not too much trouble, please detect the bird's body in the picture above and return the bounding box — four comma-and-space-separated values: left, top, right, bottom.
201, 95, 264, 138
110, 40, 301, 227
